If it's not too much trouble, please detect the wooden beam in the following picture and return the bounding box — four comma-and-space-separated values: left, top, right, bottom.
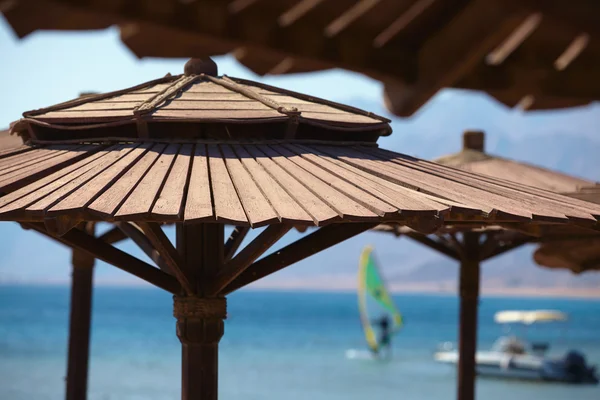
457, 232, 481, 400
223, 222, 377, 294
116, 222, 171, 273
480, 237, 531, 261
405, 232, 460, 261
66, 222, 95, 400
384, 0, 530, 116
373, 0, 436, 48
137, 222, 194, 295
209, 225, 291, 296
97, 226, 127, 244
224, 226, 250, 262
486, 12, 542, 65
25, 222, 181, 294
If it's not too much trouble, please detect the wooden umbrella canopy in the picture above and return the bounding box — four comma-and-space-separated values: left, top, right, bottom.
534, 184, 600, 273
373, 130, 600, 400
4, 59, 600, 400
2, 0, 600, 116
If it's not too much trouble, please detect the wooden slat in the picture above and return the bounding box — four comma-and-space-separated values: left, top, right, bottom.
0, 144, 33, 160
290, 143, 454, 216
369, 147, 600, 222
0, 145, 100, 194
98, 94, 152, 103
300, 112, 379, 123
88, 144, 167, 218
25, 145, 138, 216
36, 110, 134, 120
220, 144, 279, 227
47, 143, 152, 216
177, 92, 253, 101
0, 147, 70, 175
0, 147, 110, 215
151, 144, 193, 221
316, 145, 536, 221
207, 144, 247, 224
233, 145, 313, 224
244, 144, 338, 224
159, 100, 271, 111
183, 144, 213, 223
272, 145, 398, 217
185, 82, 232, 93
66, 102, 138, 111
257, 145, 379, 221
115, 144, 179, 219
151, 109, 282, 120
133, 83, 174, 93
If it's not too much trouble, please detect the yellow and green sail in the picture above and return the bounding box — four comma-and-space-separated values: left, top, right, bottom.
358, 245, 403, 352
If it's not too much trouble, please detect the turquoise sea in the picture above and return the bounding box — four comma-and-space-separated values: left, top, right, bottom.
0, 286, 599, 400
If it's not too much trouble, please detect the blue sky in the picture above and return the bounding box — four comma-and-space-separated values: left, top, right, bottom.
0, 16, 598, 287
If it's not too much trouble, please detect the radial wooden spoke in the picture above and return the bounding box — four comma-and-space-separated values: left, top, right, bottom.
404, 232, 460, 261
137, 222, 194, 295
480, 237, 531, 261
223, 222, 377, 294
98, 225, 128, 244
116, 222, 170, 273
25, 222, 180, 294
209, 225, 291, 296
224, 226, 250, 262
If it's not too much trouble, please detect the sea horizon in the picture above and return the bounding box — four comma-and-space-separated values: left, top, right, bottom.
2, 282, 599, 300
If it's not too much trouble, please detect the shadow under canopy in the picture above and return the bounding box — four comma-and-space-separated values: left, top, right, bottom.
3, 59, 600, 400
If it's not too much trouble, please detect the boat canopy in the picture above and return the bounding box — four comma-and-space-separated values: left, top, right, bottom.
494, 310, 568, 325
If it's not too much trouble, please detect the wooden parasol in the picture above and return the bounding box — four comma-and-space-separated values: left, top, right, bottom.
3, 60, 600, 400
373, 129, 600, 400
2, 0, 600, 116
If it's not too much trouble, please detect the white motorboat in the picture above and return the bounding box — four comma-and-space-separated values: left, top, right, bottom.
434, 310, 598, 384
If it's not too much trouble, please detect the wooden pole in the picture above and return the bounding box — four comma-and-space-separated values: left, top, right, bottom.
175, 224, 225, 400
65, 222, 95, 400
457, 232, 481, 400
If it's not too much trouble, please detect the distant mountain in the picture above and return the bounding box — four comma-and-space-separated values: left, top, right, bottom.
258, 91, 600, 294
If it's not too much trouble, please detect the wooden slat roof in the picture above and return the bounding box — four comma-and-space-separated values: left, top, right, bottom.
17, 73, 389, 129
534, 237, 600, 273
2, 0, 600, 116
433, 131, 596, 193
561, 184, 600, 205
0, 140, 599, 231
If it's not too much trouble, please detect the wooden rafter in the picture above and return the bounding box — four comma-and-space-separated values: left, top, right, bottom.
115, 221, 170, 273
137, 222, 194, 295
480, 237, 531, 261
209, 224, 291, 296
405, 232, 460, 261
25, 222, 181, 293
224, 226, 250, 262
97, 225, 127, 244
222, 222, 377, 294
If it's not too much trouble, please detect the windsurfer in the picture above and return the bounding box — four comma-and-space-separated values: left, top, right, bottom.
372, 315, 392, 357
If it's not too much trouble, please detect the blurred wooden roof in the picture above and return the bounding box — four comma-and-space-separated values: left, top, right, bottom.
2, 0, 599, 116
434, 130, 596, 193
0, 128, 25, 150
561, 184, 600, 205
534, 237, 600, 273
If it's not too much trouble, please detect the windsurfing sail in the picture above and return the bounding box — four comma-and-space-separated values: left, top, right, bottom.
357, 245, 403, 353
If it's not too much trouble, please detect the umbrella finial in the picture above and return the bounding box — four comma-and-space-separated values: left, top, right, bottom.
463, 130, 485, 152
184, 57, 218, 77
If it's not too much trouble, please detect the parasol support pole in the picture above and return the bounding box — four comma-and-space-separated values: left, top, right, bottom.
175, 296, 226, 400
457, 232, 481, 400
176, 223, 225, 400
66, 222, 95, 400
